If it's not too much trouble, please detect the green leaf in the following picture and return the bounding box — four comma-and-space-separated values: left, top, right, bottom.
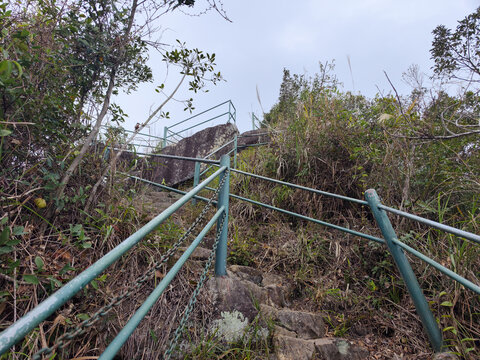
35, 256, 44, 271
10, 60, 22, 77
90, 280, 98, 290
0, 217, 7, 226
48, 276, 62, 288
59, 264, 76, 275
441, 301, 454, 307
4, 239, 20, 246
0, 129, 12, 137
443, 326, 458, 335
23, 274, 39, 285
77, 313, 89, 321
0, 227, 10, 245
12, 226, 25, 236
80, 241, 92, 249
0, 246, 13, 254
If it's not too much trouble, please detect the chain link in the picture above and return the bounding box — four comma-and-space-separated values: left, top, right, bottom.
164, 212, 227, 360
32, 172, 228, 360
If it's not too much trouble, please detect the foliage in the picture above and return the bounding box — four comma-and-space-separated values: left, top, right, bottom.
431, 6, 480, 83
229, 57, 480, 358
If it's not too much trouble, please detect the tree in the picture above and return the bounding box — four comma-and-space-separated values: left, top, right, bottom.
0, 0, 226, 220
51, 0, 224, 209
431, 7, 480, 83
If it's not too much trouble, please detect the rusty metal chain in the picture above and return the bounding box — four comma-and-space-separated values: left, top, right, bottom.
32, 174, 227, 360
163, 212, 226, 360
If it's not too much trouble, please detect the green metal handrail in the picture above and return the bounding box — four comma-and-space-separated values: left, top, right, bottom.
195, 165, 479, 353
0, 156, 231, 358
162, 100, 236, 148
5, 118, 478, 357
99, 206, 226, 359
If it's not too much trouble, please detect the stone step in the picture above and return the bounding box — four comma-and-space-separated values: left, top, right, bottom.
273, 335, 368, 360
260, 304, 327, 340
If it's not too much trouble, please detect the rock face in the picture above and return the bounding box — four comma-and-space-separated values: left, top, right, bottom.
206, 265, 369, 360
143, 123, 239, 186
237, 128, 270, 149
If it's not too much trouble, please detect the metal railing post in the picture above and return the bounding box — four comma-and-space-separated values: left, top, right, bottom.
233, 135, 238, 169
192, 161, 201, 205
365, 189, 443, 352
162, 126, 168, 148
228, 101, 232, 123
215, 155, 230, 276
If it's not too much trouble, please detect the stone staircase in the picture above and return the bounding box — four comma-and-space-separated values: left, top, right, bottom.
132, 189, 182, 221
206, 264, 369, 360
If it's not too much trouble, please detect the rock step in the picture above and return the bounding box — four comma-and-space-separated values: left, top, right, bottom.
133, 190, 182, 220
273, 335, 368, 360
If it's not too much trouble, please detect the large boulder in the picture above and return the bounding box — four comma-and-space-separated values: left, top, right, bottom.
237, 128, 270, 150
143, 123, 238, 186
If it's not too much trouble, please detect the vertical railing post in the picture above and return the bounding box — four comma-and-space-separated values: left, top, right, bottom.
228, 101, 232, 123
365, 189, 443, 353
215, 155, 230, 276
232, 102, 236, 125
192, 161, 201, 205
162, 126, 168, 148
233, 135, 238, 169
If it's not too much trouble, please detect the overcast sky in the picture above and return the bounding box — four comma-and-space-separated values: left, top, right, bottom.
114, 0, 479, 142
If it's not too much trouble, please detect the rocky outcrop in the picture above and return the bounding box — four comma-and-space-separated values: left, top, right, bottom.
237, 128, 270, 149
206, 265, 369, 360
143, 123, 238, 186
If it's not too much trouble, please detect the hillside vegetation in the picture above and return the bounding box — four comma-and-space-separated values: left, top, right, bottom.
1, 2, 480, 359
226, 61, 480, 358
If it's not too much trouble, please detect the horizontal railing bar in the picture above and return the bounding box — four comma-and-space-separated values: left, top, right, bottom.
101, 126, 165, 140
391, 238, 480, 294
168, 129, 185, 137
227, 168, 368, 206
204, 139, 236, 159
130, 143, 157, 149
199, 165, 214, 177
173, 112, 230, 136
238, 133, 269, 138
378, 204, 480, 245
99, 207, 225, 360
122, 173, 216, 205
113, 149, 221, 164
0, 166, 227, 355
168, 100, 232, 129
225, 148, 236, 156
229, 193, 384, 244
167, 129, 185, 140
238, 142, 269, 148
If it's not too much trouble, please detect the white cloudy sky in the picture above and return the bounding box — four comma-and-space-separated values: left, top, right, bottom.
114, 0, 479, 138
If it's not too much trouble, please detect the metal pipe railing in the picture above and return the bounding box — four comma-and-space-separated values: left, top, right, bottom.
122, 173, 215, 205
0, 165, 228, 355
99, 207, 226, 359
228, 168, 368, 205
113, 149, 221, 165
168, 100, 233, 129
204, 138, 236, 159
366, 189, 443, 352
167, 111, 230, 139
228, 191, 384, 244
378, 204, 480, 245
